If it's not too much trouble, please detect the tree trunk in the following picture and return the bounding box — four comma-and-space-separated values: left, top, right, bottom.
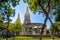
40, 17, 47, 40
38, 0, 55, 40
48, 17, 55, 40
6, 15, 9, 40
58, 30, 59, 37
16, 32, 19, 36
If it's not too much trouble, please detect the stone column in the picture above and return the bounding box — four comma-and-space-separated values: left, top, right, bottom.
32, 27, 34, 35
37, 26, 40, 35
27, 25, 29, 35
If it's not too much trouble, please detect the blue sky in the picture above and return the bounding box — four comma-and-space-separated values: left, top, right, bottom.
11, 0, 55, 28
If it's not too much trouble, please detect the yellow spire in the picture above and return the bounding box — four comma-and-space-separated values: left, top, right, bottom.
16, 13, 21, 24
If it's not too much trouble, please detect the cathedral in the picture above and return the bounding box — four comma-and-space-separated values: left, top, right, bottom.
17, 7, 46, 35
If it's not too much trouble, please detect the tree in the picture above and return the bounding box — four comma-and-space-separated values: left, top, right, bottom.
14, 24, 22, 36
54, 6, 60, 37
50, 22, 60, 37
8, 23, 15, 32
0, 0, 20, 25
14, 13, 22, 36
23, 0, 60, 40
0, 0, 20, 40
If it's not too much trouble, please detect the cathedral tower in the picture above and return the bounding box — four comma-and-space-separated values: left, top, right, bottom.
24, 7, 31, 24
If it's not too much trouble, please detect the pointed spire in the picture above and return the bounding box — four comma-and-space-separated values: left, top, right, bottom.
16, 13, 21, 23
17, 13, 20, 21
18, 13, 20, 19
25, 6, 30, 16
24, 7, 31, 24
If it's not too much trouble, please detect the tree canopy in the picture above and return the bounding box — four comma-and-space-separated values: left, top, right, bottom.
0, 0, 20, 22
8, 23, 15, 32
23, 0, 60, 40
14, 14, 22, 32
23, 0, 60, 14
0, 0, 20, 39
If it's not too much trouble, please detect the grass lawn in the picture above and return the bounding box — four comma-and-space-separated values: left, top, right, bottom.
0, 36, 60, 40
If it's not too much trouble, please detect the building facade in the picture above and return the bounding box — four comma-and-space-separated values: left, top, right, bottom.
19, 7, 46, 35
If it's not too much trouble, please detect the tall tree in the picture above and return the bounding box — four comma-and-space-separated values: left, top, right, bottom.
23, 0, 60, 40
14, 13, 22, 36
53, 6, 60, 37
0, 0, 20, 40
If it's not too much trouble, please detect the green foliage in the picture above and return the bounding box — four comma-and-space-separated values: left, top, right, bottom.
8, 20, 22, 32
1, 3, 15, 22
23, 0, 40, 14
8, 22, 22, 32
50, 22, 60, 32
50, 25, 58, 32
14, 15, 22, 32
14, 24, 22, 32
23, 0, 60, 17
12, 0, 20, 7
0, 20, 3, 25
0, 1, 20, 37
23, 0, 48, 13
54, 22, 60, 31
55, 14, 60, 22
0, 15, 4, 25
8, 23, 15, 32
55, 7, 60, 22
0, 0, 20, 22
0, 0, 20, 7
